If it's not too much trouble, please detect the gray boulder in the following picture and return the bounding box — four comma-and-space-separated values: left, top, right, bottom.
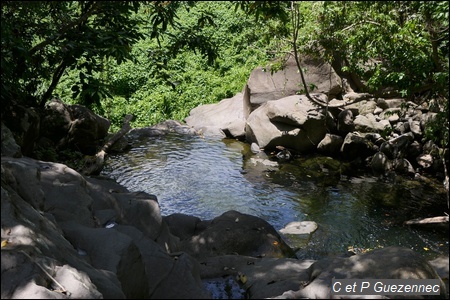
185, 92, 246, 138
354, 113, 391, 133
340, 132, 376, 160
40, 98, 110, 155
177, 210, 296, 259
1, 157, 211, 299
273, 246, 447, 299
371, 152, 393, 174
317, 133, 344, 156
1, 123, 22, 158
245, 94, 329, 152
59, 221, 149, 299
246, 55, 342, 111
1, 104, 40, 156
337, 109, 355, 135
200, 255, 315, 299
1, 165, 125, 298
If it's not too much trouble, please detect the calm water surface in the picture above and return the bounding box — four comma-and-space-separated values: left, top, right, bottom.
102, 133, 449, 260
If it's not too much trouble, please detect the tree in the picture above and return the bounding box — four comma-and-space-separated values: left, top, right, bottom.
1, 1, 219, 112
1, 1, 143, 109
316, 1, 448, 99
236, 1, 335, 106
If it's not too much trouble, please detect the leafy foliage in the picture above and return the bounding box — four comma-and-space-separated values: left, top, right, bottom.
1, 1, 144, 109
316, 1, 448, 97
56, 1, 274, 131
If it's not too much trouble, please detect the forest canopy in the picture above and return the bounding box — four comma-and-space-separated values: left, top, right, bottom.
1, 1, 448, 146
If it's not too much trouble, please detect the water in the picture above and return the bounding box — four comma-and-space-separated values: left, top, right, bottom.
102, 133, 449, 260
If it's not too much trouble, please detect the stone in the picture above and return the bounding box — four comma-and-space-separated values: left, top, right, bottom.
408, 119, 423, 137
371, 152, 393, 174
1, 123, 22, 158
1, 104, 40, 156
163, 213, 203, 241
185, 93, 245, 138
317, 134, 344, 156
245, 95, 328, 152
340, 132, 376, 160
417, 154, 433, 169
287, 247, 448, 299
354, 113, 391, 133
337, 109, 354, 135
357, 100, 377, 115
179, 210, 296, 259
246, 55, 341, 111
39, 98, 111, 155
250, 142, 261, 154
279, 221, 318, 235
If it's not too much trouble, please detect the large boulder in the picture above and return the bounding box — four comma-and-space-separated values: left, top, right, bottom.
317, 133, 344, 156
1, 104, 40, 156
59, 221, 150, 299
63, 104, 110, 154
337, 109, 355, 135
1, 162, 126, 298
340, 132, 376, 160
1, 157, 211, 299
199, 255, 316, 299
126, 119, 198, 141
39, 98, 73, 146
273, 246, 447, 299
1, 123, 22, 158
245, 94, 329, 152
371, 151, 393, 174
40, 98, 110, 155
185, 92, 246, 138
246, 55, 342, 111
175, 210, 296, 259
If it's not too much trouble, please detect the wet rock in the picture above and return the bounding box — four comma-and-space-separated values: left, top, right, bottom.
371, 152, 393, 174
340, 132, 376, 160
279, 221, 318, 235
317, 134, 344, 156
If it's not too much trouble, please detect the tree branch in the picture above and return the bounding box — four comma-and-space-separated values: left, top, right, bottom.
341, 20, 381, 32
29, 2, 100, 56
81, 114, 134, 176
290, 1, 312, 101
39, 58, 70, 108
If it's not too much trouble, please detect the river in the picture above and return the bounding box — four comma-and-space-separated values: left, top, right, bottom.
101, 132, 448, 260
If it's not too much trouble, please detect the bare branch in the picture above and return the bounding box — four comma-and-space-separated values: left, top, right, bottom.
29, 2, 101, 56
341, 20, 381, 32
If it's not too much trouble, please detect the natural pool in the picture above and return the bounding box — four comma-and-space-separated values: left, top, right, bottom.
101, 132, 448, 260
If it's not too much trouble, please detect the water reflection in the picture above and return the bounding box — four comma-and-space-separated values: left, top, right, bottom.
102, 133, 448, 260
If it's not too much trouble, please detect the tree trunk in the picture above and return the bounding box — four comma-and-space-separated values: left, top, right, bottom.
81, 114, 133, 176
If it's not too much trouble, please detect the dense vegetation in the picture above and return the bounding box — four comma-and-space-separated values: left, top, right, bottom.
2, 1, 448, 146
55, 1, 277, 130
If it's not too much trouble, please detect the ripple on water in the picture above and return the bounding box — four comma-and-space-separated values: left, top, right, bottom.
102, 133, 449, 260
